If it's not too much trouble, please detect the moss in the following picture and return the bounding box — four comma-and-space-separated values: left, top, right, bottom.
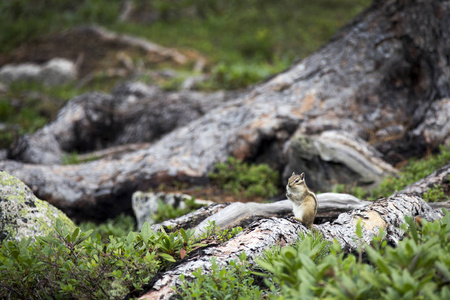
0, 171, 75, 242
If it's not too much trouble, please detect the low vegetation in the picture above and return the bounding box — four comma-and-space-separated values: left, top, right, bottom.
209, 156, 280, 200
79, 214, 136, 242
334, 144, 450, 202
1, 148, 449, 298
151, 197, 205, 224
0, 219, 240, 299
176, 211, 450, 299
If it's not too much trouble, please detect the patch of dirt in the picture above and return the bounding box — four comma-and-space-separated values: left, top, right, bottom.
0, 26, 205, 79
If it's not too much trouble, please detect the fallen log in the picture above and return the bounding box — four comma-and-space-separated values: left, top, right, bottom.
193, 193, 370, 237
139, 193, 442, 299
139, 163, 449, 299
1, 0, 448, 222
8, 84, 235, 165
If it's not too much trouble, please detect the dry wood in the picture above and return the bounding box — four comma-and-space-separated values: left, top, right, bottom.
139, 164, 449, 299
1, 0, 448, 222
193, 193, 370, 237
139, 193, 442, 299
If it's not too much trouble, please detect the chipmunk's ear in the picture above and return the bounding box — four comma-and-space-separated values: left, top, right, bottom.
300, 172, 305, 180
291, 172, 296, 176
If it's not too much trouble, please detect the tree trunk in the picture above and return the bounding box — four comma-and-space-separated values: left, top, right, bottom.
0, 0, 448, 221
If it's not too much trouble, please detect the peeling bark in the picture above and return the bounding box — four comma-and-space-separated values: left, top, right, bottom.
401, 163, 450, 196
139, 193, 442, 300
193, 193, 371, 237
138, 164, 450, 299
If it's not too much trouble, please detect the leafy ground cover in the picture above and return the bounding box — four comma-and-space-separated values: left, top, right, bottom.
0, 218, 240, 299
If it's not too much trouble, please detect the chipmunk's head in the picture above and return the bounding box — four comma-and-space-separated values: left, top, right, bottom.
286, 172, 307, 193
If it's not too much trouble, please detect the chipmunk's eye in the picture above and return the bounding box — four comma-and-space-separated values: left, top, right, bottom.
294, 178, 300, 183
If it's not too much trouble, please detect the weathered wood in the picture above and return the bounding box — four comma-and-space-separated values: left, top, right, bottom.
185, 165, 449, 240
401, 163, 450, 196
139, 162, 450, 299
283, 131, 398, 191
429, 201, 450, 211
1, 0, 448, 222
150, 203, 228, 233
139, 193, 442, 299
193, 193, 370, 237
8, 85, 235, 165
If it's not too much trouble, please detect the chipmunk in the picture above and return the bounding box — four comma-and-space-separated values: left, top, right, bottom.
286, 172, 318, 229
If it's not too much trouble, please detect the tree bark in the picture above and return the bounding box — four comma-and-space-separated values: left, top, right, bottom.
0, 0, 448, 221
139, 192, 442, 300
138, 163, 449, 299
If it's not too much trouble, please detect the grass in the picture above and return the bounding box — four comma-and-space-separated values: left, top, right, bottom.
111, 0, 371, 88
1, 0, 372, 84
0, 0, 121, 53
114, 0, 370, 64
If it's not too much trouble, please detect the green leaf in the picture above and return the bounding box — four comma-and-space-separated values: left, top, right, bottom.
435, 261, 450, 281
126, 231, 136, 246
405, 217, 419, 244
141, 222, 151, 241
356, 219, 363, 239
159, 253, 176, 262
71, 227, 80, 243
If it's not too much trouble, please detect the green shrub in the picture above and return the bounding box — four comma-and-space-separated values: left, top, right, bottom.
371, 145, 450, 199
176, 252, 267, 300
79, 213, 136, 241
423, 184, 447, 203
0, 219, 158, 299
255, 210, 450, 299
209, 156, 280, 199
175, 210, 450, 299
205, 62, 281, 90
255, 231, 331, 295
196, 220, 243, 243
0, 216, 244, 299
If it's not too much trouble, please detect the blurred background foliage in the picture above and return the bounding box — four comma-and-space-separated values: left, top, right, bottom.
0, 0, 371, 145
0, 0, 371, 78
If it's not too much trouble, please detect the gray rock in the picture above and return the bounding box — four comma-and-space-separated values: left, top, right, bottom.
0, 63, 40, 85
132, 191, 192, 229
0, 58, 77, 86
39, 58, 77, 86
0, 171, 75, 242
